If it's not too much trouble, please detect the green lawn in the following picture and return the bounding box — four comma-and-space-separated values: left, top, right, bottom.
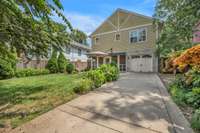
0, 74, 82, 128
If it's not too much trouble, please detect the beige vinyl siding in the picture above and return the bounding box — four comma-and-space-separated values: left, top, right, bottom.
92, 25, 156, 52
120, 14, 152, 29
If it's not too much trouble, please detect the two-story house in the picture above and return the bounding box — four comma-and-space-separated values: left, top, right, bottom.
64, 41, 91, 71
89, 8, 159, 72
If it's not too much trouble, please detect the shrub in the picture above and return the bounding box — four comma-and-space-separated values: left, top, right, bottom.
174, 44, 200, 71
66, 63, 74, 74
86, 69, 105, 88
0, 58, 15, 79
58, 52, 67, 73
46, 49, 58, 73
15, 69, 49, 77
73, 78, 94, 94
185, 91, 200, 109
184, 69, 200, 88
169, 83, 187, 106
191, 109, 200, 130
99, 64, 119, 82
110, 60, 117, 67
188, 87, 200, 108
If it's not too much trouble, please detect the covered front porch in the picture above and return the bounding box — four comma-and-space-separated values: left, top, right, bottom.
87, 51, 126, 72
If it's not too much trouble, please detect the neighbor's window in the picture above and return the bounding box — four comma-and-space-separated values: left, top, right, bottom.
115, 33, 120, 41
130, 28, 146, 43
78, 49, 81, 56
66, 46, 71, 54
95, 37, 99, 44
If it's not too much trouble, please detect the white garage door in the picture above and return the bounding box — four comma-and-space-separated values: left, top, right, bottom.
129, 55, 153, 72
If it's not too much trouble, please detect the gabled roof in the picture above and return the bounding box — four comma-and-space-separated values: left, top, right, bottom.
117, 8, 153, 20
70, 41, 91, 50
90, 8, 153, 37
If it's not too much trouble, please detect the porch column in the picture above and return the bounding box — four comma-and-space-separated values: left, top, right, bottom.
103, 57, 105, 64
96, 56, 99, 67
117, 55, 120, 69
90, 58, 93, 69
109, 56, 112, 63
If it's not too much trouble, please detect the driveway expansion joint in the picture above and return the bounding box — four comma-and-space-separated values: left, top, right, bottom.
59, 104, 161, 133
56, 108, 123, 133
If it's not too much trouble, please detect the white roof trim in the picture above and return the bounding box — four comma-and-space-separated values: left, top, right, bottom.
90, 8, 153, 37
70, 41, 91, 50
89, 10, 118, 37
90, 23, 152, 37
117, 8, 153, 20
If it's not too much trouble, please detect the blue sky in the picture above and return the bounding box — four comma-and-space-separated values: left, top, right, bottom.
54, 0, 156, 35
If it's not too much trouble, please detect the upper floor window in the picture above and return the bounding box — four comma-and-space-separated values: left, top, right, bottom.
115, 33, 120, 41
130, 28, 147, 43
78, 49, 82, 56
95, 37, 99, 44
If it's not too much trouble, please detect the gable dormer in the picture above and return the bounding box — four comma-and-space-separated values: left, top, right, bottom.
90, 8, 153, 36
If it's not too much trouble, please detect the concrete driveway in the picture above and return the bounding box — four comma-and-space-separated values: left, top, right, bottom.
10, 73, 193, 133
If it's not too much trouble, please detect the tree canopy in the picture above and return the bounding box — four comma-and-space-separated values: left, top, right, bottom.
70, 29, 88, 45
0, 0, 72, 59
154, 0, 200, 57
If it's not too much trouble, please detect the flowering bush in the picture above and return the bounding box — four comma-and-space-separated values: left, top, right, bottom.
174, 44, 200, 71
161, 51, 182, 73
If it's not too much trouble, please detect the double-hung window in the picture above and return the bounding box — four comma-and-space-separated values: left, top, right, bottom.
78, 49, 82, 56
66, 46, 71, 54
130, 28, 147, 43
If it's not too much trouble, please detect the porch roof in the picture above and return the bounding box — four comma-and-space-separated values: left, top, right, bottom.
87, 51, 108, 56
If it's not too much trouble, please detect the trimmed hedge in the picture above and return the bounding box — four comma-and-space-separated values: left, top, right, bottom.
0, 58, 15, 79
66, 63, 74, 74
15, 69, 49, 77
58, 52, 67, 73
46, 50, 58, 73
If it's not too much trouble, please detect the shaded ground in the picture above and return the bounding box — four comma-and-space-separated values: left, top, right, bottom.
9, 73, 193, 133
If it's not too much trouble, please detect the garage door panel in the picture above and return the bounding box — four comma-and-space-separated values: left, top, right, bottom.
129, 55, 153, 72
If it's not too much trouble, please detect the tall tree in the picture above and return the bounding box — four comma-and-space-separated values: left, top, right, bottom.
70, 29, 88, 45
154, 0, 200, 57
0, 0, 72, 59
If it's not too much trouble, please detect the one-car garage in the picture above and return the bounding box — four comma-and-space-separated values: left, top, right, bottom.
128, 54, 153, 72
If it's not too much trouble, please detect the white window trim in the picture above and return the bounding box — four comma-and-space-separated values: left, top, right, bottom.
129, 27, 147, 44
95, 37, 100, 44
78, 49, 82, 56
114, 33, 121, 41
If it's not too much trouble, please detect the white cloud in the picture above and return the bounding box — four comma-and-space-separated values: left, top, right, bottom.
64, 12, 104, 35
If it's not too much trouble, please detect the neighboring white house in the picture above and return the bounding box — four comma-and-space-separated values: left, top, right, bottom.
64, 41, 91, 62
64, 41, 91, 71
17, 41, 91, 71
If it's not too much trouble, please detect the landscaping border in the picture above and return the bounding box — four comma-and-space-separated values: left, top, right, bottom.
156, 74, 194, 133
